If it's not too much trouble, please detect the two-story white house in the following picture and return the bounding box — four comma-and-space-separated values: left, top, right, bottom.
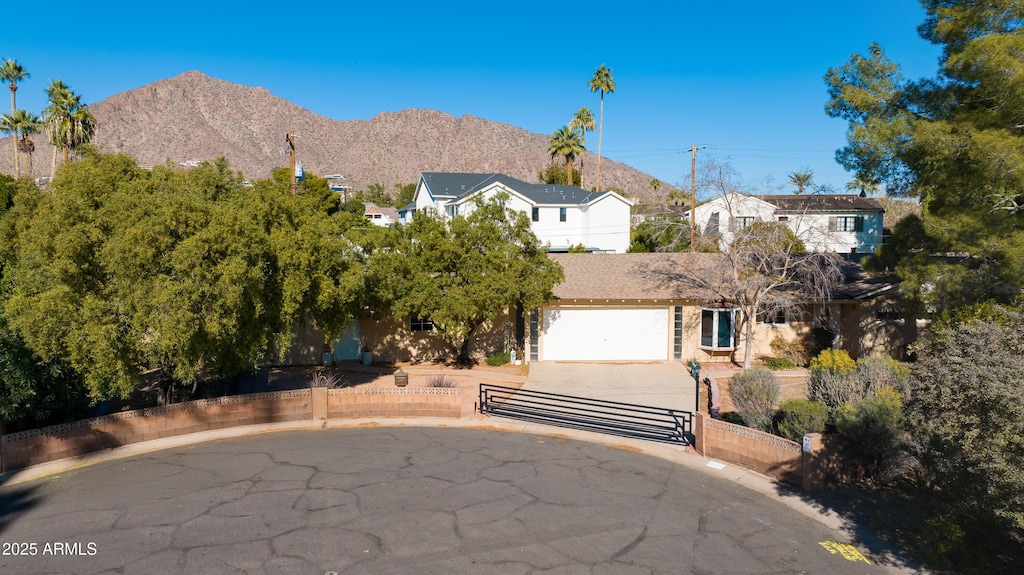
692, 192, 885, 254
407, 172, 634, 253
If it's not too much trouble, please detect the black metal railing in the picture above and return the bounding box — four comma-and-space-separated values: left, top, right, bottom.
478, 384, 693, 445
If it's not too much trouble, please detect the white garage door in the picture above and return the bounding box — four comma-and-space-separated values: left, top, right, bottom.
542, 308, 669, 361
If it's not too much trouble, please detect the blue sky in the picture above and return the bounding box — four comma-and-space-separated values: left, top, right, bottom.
8, 1, 941, 192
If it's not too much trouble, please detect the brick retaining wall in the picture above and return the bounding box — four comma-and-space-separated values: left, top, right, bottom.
0, 387, 462, 474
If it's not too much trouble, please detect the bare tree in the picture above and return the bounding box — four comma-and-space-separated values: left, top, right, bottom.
645, 166, 846, 368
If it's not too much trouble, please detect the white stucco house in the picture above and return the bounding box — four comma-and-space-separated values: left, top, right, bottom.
692, 192, 885, 254
407, 172, 634, 253
363, 202, 400, 227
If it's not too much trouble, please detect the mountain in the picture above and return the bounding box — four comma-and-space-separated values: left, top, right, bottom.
1, 71, 670, 199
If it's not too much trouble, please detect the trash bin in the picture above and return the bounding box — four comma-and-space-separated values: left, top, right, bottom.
361, 345, 372, 366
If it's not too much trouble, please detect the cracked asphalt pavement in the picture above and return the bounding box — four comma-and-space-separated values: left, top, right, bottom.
0, 427, 891, 574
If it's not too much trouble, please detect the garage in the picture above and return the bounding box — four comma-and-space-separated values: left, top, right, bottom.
541, 307, 669, 361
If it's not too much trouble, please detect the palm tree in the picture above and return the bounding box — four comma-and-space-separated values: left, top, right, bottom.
649, 178, 662, 203
548, 125, 584, 186
666, 188, 687, 205
43, 80, 95, 176
1, 59, 29, 176
845, 175, 881, 197
588, 64, 615, 192
787, 170, 815, 194
3, 110, 41, 176
570, 106, 595, 187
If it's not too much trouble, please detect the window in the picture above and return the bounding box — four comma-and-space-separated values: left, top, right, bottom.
531, 207, 539, 222
410, 314, 434, 332
673, 306, 683, 360
559, 207, 567, 222
876, 305, 902, 323
830, 216, 864, 232
758, 308, 787, 325
700, 308, 738, 350
777, 216, 789, 223
706, 212, 720, 234
734, 216, 755, 230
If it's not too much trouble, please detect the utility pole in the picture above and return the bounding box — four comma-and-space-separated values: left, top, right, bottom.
689, 145, 706, 252
285, 132, 297, 196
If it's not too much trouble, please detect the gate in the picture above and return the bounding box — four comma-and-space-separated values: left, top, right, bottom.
478, 384, 693, 445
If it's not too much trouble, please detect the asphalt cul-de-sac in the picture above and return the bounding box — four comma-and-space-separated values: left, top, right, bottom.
0, 427, 890, 574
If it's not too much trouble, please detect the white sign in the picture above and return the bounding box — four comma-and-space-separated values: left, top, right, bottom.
802, 435, 814, 453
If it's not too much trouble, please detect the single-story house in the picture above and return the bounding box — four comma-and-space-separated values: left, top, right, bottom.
408, 172, 634, 253
279, 253, 913, 367
692, 192, 885, 254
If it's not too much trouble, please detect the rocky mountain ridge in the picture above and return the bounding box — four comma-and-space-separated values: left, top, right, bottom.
2, 71, 670, 200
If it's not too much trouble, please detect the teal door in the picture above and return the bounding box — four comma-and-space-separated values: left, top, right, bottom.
333, 321, 361, 361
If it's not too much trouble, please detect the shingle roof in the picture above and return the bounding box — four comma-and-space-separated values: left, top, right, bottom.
420, 172, 609, 206
548, 253, 732, 301
547, 252, 900, 302
759, 194, 884, 213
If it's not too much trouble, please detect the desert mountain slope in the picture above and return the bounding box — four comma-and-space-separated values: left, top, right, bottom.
2, 71, 669, 199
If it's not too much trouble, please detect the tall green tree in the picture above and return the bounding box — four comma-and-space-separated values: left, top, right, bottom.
649, 177, 662, 202
787, 170, 814, 194
548, 125, 584, 188
367, 193, 563, 362
825, 1, 1024, 310
3, 110, 41, 176
570, 106, 595, 188
909, 304, 1024, 570
1, 151, 365, 401
0, 59, 28, 176
588, 64, 616, 193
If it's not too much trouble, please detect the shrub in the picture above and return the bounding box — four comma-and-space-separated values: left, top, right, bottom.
852, 354, 911, 398
807, 348, 858, 410
833, 386, 908, 483
309, 370, 343, 388
763, 357, 797, 370
769, 333, 812, 366
720, 411, 746, 426
775, 399, 828, 442
727, 367, 780, 431
485, 351, 510, 367
426, 373, 458, 388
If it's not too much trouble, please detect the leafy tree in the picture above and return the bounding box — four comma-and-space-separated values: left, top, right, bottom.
787, 170, 814, 194
537, 161, 581, 187
825, 3, 1024, 311
1, 151, 365, 402
352, 182, 392, 206
908, 304, 1024, 568
628, 212, 689, 252
548, 125, 584, 188
588, 64, 615, 192
394, 182, 416, 207
0, 59, 28, 176
367, 192, 563, 362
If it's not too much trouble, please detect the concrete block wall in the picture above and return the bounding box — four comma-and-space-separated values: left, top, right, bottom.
693, 412, 803, 486
326, 387, 462, 419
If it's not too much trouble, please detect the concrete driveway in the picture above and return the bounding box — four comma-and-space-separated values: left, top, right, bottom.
522, 361, 701, 413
